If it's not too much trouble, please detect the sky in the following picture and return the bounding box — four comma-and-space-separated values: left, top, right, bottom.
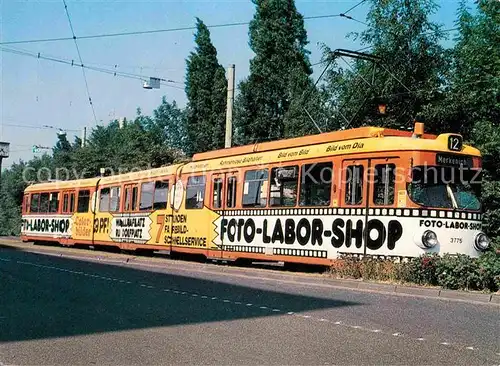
0, 0, 473, 168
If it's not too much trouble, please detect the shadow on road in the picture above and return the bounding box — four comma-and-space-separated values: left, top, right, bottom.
0, 248, 360, 343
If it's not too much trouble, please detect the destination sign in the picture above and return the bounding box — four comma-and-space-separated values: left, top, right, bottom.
436, 153, 473, 168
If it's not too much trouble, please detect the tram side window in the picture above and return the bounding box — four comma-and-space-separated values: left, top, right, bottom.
77, 190, 91, 213
30, 194, 40, 213
99, 188, 111, 212
49, 192, 60, 213
132, 187, 139, 211
270, 166, 298, 207
186, 176, 206, 209
109, 186, 121, 212
125, 186, 139, 211
154, 181, 169, 210
69, 193, 75, 213
299, 162, 332, 206
140, 182, 155, 211
63, 194, 69, 213
243, 169, 269, 208
227, 177, 237, 208
345, 165, 364, 205
213, 178, 223, 209
373, 164, 396, 205
39, 193, 50, 213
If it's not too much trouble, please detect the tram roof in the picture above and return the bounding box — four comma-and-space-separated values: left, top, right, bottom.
192, 125, 479, 162
25, 165, 182, 193
24, 125, 481, 193
25, 177, 100, 193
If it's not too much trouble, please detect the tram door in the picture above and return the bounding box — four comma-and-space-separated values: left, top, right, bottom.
211, 173, 226, 259
61, 190, 75, 245
341, 158, 400, 255
366, 158, 399, 255
341, 159, 370, 255
211, 173, 238, 258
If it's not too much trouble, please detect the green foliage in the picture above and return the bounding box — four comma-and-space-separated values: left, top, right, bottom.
450, 1, 500, 244
329, 253, 500, 292
234, 0, 319, 145
434, 254, 479, 290
0, 99, 187, 235
185, 18, 227, 155
323, 0, 447, 132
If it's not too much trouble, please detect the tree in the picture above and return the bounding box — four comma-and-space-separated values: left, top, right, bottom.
52, 131, 74, 176
450, 0, 500, 246
234, 0, 318, 145
152, 97, 188, 152
323, 0, 447, 132
185, 18, 227, 155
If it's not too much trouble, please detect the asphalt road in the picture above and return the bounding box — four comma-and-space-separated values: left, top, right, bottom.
0, 246, 499, 365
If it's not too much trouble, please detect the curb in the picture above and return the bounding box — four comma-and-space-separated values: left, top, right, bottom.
1, 239, 499, 306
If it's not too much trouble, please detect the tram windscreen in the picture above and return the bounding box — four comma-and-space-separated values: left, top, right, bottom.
408, 166, 482, 210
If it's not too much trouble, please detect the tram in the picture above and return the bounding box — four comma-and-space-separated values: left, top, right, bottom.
21, 122, 490, 265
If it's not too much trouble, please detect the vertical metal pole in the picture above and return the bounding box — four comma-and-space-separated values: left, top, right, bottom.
82, 127, 87, 147
225, 64, 235, 149
0, 158, 2, 193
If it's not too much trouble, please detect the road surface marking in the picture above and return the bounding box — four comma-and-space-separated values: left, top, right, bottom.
7, 256, 490, 356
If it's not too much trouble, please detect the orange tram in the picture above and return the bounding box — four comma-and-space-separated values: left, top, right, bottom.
21, 122, 491, 266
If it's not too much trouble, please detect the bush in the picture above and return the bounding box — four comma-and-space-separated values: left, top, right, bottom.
330, 256, 405, 282
328, 251, 500, 292
476, 251, 500, 292
435, 254, 480, 290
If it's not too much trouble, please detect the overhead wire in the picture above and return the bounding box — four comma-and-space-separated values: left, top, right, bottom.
342, 0, 368, 15
0, 46, 185, 90
0, 13, 369, 45
62, 0, 98, 125
1, 122, 80, 132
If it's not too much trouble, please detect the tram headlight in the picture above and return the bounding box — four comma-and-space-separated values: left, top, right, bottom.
474, 233, 490, 251
422, 230, 439, 249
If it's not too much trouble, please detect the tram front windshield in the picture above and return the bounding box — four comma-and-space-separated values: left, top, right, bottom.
408, 166, 481, 211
